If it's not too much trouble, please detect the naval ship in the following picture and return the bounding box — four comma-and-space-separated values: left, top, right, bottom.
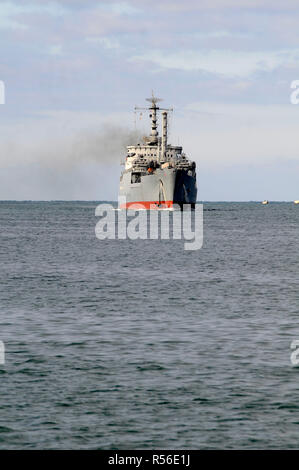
119, 94, 197, 209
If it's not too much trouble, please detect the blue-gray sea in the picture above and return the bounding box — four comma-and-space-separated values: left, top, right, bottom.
0, 201, 299, 449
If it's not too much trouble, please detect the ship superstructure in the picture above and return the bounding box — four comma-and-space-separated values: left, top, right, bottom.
119, 94, 197, 209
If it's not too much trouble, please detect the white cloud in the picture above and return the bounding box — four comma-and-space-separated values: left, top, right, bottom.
171, 102, 299, 168
48, 44, 63, 56
154, 0, 299, 11
191, 30, 254, 40
85, 36, 120, 49
107, 2, 140, 15
0, 1, 67, 30
130, 48, 299, 78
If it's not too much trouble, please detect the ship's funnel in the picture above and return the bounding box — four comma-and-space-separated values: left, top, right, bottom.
161, 111, 167, 161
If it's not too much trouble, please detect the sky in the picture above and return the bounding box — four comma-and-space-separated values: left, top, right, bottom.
0, 0, 299, 200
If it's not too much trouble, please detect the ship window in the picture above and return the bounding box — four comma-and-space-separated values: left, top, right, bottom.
131, 173, 141, 184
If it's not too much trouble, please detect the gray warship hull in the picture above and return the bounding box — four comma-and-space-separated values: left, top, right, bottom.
119, 167, 197, 209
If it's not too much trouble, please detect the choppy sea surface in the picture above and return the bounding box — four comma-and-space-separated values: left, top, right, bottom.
0, 201, 299, 449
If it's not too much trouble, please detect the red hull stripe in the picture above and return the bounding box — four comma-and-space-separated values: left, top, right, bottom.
120, 201, 173, 209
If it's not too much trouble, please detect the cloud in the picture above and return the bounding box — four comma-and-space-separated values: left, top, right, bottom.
54, 0, 299, 10
173, 102, 299, 167
130, 48, 299, 78
191, 30, 254, 40
138, 0, 299, 11
101, 2, 140, 15
48, 44, 63, 55
0, 1, 67, 30
85, 36, 120, 49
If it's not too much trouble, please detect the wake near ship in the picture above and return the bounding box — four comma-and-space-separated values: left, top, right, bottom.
119, 94, 197, 209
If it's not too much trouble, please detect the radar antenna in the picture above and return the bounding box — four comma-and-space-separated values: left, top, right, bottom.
146, 91, 163, 108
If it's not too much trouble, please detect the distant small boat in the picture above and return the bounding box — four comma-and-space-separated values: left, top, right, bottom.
294, 200, 299, 204
262, 200, 269, 205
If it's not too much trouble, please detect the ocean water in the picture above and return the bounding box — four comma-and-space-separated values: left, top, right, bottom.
0, 201, 299, 449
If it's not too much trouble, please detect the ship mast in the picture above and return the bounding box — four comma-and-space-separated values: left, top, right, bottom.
145, 92, 162, 144
135, 92, 173, 147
